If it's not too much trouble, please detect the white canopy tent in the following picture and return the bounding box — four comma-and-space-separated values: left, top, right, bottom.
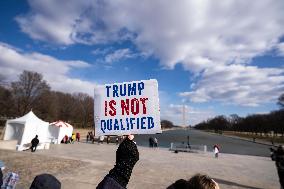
3, 111, 49, 151
48, 121, 73, 144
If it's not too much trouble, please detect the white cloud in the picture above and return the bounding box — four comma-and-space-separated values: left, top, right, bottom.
92, 47, 113, 56
180, 64, 284, 106
17, 0, 284, 65
104, 48, 136, 63
0, 42, 95, 95
15, 0, 133, 45
16, 0, 284, 106
277, 43, 284, 56
15, 0, 96, 45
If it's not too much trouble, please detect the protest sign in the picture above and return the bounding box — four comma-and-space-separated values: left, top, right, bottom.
94, 79, 161, 136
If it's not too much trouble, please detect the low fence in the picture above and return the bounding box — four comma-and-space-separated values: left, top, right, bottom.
169, 143, 207, 153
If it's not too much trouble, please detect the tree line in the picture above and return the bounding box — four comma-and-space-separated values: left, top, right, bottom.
0, 71, 93, 128
161, 120, 180, 129
195, 97, 284, 136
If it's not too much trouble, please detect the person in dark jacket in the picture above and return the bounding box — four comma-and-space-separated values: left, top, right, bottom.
30, 173, 61, 189
0, 168, 3, 187
86, 132, 90, 143
31, 135, 39, 152
97, 135, 139, 189
149, 137, 154, 148
0, 160, 4, 187
271, 145, 284, 188
167, 174, 219, 189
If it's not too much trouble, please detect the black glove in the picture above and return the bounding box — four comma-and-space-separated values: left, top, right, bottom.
108, 137, 139, 188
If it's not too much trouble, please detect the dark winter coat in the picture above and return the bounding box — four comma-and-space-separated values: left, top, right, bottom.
31, 137, 39, 147
30, 173, 61, 189
0, 169, 3, 187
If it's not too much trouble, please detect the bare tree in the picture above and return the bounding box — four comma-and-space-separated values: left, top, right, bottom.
0, 74, 9, 87
73, 93, 94, 128
278, 94, 284, 109
11, 70, 50, 115
0, 86, 15, 117
161, 120, 174, 129
52, 91, 76, 124
0, 74, 11, 116
0, 74, 5, 85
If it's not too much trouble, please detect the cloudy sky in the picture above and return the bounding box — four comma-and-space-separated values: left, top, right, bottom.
0, 0, 284, 125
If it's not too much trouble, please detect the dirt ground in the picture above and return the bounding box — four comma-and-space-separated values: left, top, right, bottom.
0, 150, 88, 188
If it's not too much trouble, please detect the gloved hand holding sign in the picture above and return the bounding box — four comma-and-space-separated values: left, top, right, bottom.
97, 134, 139, 189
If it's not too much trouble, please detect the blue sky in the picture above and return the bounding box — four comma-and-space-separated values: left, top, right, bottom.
0, 0, 284, 125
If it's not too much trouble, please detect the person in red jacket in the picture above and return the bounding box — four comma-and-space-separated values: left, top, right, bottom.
76, 132, 80, 142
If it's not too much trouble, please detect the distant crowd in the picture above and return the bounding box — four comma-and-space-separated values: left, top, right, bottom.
61, 133, 80, 144
86, 132, 128, 145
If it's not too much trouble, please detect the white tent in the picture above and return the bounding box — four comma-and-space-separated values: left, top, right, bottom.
48, 121, 73, 144
3, 111, 49, 151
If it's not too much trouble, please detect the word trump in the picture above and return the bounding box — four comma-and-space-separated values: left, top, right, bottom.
94, 79, 161, 136
106, 82, 145, 97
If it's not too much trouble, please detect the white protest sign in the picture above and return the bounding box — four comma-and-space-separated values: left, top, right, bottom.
94, 79, 161, 136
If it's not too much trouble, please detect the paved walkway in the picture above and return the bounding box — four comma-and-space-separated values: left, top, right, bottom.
135, 129, 273, 157
31, 142, 280, 189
